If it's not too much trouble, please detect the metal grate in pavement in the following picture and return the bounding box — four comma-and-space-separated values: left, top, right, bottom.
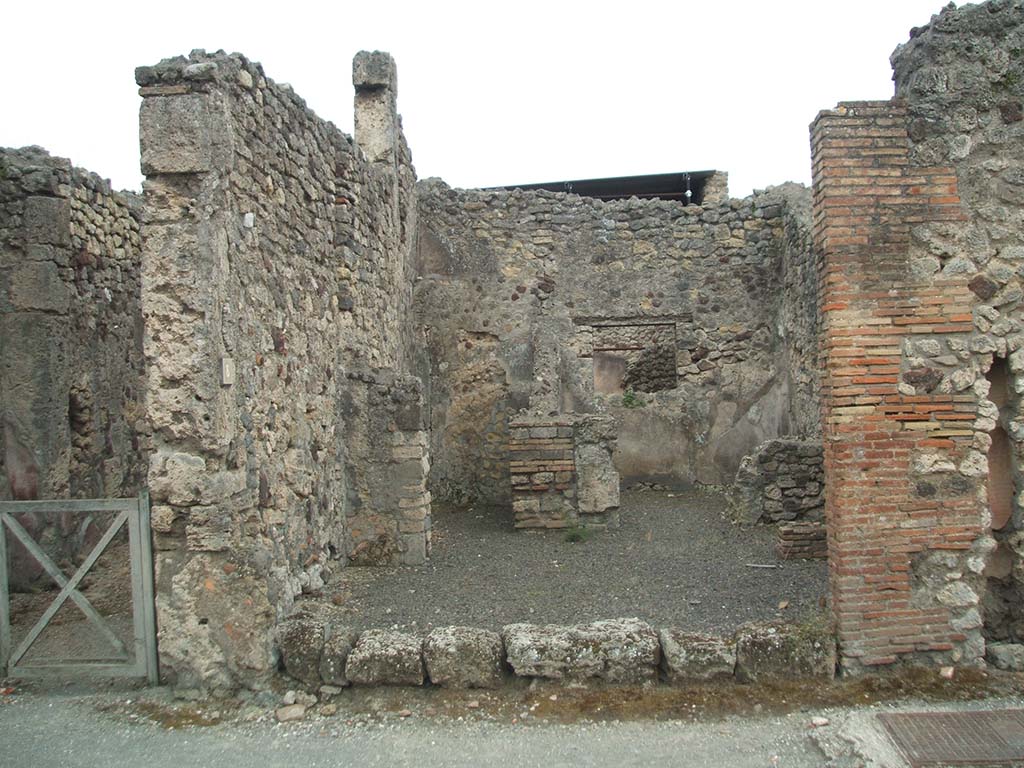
878, 710, 1024, 767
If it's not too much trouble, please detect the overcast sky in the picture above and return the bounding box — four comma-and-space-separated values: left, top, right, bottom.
3, 0, 947, 198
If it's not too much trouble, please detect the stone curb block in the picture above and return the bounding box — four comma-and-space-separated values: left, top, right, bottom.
734, 620, 836, 683
502, 618, 661, 684
346, 629, 425, 686
659, 629, 736, 682
276, 614, 838, 690
276, 615, 327, 686
423, 626, 505, 689
320, 627, 360, 687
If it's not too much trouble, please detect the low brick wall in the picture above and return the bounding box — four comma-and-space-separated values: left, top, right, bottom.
509, 417, 577, 528
776, 521, 828, 560
509, 414, 620, 529
276, 612, 836, 691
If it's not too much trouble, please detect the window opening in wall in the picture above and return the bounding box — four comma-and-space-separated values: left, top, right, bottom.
590, 323, 678, 396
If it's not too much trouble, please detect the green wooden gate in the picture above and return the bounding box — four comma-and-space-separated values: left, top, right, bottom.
0, 492, 158, 683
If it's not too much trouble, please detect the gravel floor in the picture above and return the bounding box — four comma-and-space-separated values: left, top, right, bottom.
330, 488, 829, 633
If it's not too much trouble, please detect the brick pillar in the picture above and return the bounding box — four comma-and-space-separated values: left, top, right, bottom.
811, 101, 983, 672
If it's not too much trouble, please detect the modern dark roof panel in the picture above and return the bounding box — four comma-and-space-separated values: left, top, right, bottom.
485, 170, 716, 204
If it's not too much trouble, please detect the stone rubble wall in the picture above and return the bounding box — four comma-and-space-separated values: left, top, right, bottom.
890, 0, 1024, 650
340, 370, 431, 566
813, 0, 1024, 673
734, 439, 824, 525
777, 185, 822, 439
415, 180, 816, 503
0, 147, 145, 589
136, 50, 425, 690
276, 612, 835, 691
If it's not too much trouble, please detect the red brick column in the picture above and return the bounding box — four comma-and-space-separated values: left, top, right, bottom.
811, 101, 981, 671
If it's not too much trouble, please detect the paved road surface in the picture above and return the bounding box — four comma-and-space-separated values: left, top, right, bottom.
3, 684, 1024, 767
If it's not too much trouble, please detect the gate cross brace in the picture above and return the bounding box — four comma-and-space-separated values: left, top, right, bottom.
2, 511, 129, 666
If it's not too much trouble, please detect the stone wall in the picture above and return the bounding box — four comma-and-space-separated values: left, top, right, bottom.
136, 50, 426, 689
734, 439, 824, 525
509, 416, 577, 528
890, 0, 1024, 652
276, 611, 834, 691
415, 180, 816, 504
777, 186, 822, 438
812, 0, 1024, 673
0, 147, 145, 588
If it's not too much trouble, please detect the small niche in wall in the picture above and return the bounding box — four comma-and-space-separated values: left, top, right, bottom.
987, 356, 1014, 531
593, 352, 629, 396
591, 323, 677, 395
989, 425, 1013, 530
982, 354, 1022, 645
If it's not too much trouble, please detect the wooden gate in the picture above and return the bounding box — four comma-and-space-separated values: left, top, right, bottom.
0, 492, 158, 683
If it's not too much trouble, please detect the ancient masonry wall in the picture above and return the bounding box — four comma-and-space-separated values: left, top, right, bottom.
734, 439, 824, 525
275, 613, 835, 691
812, 0, 1023, 673
415, 181, 816, 504
136, 50, 427, 689
778, 186, 822, 439
0, 147, 145, 588
508, 414, 619, 529
509, 417, 577, 528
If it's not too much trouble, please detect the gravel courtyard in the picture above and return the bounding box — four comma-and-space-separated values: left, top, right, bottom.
329, 488, 829, 633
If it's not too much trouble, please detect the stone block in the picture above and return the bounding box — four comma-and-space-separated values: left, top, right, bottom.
22, 196, 70, 245
9, 261, 69, 313
184, 505, 233, 552
346, 630, 424, 686
539, 493, 567, 512
576, 443, 620, 518
276, 615, 326, 686
353, 51, 397, 90
392, 445, 424, 461
502, 618, 660, 683
149, 450, 249, 506
512, 497, 540, 513
400, 531, 428, 565
319, 627, 359, 686
394, 458, 426, 485
734, 620, 835, 683
986, 642, 1024, 671
659, 629, 736, 682
140, 93, 225, 175
394, 403, 423, 431
424, 627, 505, 688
